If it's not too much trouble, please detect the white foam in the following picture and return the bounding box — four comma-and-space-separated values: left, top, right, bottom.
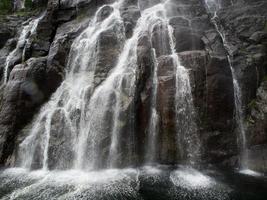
1, 168, 138, 185
239, 169, 262, 177
170, 167, 213, 189
142, 166, 162, 174
0, 168, 141, 200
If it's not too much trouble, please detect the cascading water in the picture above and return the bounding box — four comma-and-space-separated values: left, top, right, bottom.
105, 1, 199, 168
3, 13, 44, 84
17, 0, 200, 171
141, 1, 202, 166
13, 0, 26, 10
18, 2, 125, 170
204, 0, 251, 171
142, 1, 201, 165
138, 4, 173, 165
145, 48, 159, 164
169, 24, 201, 166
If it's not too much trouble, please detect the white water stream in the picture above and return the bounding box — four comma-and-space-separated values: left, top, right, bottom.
3, 13, 44, 84
17, 0, 200, 171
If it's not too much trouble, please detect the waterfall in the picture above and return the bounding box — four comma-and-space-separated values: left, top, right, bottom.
18, 1, 125, 170
204, 0, 249, 170
142, 1, 200, 165
140, 1, 201, 165
145, 49, 159, 164
13, 0, 26, 11
17, 0, 200, 171
167, 25, 200, 165
3, 13, 45, 84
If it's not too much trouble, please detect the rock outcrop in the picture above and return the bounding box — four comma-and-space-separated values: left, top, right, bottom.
0, 0, 266, 172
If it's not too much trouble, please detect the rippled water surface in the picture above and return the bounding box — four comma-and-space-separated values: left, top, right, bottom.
0, 166, 266, 200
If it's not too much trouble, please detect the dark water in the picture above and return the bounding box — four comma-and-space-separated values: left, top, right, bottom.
0, 165, 266, 200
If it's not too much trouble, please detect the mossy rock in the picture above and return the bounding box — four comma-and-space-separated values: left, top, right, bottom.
0, 0, 35, 15
0, 0, 12, 15
264, 21, 267, 33
25, 0, 33, 9
248, 99, 257, 110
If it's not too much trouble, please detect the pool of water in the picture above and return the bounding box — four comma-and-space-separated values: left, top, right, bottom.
0, 165, 266, 200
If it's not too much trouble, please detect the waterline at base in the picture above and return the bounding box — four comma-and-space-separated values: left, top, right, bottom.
0, 165, 266, 200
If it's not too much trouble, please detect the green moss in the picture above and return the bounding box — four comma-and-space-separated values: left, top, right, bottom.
0, 0, 12, 15
239, 46, 248, 54
15, 9, 33, 16
263, 75, 267, 82
76, 9, 89, 22
25, 0, 33, 9
246, 116, 255, 125
248, 99, 257, 110
0, 0, 34, 15
264, 21, 267, 33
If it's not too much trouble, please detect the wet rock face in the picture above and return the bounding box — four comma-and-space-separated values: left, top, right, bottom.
0, 15, 29, 81
32, 0, 48, 6
248, 82, 267, 146
247, 81, 267, 172
0, 18, 18, 50
0, 0, 266, 171
214, 0, 267, 171
157, 55, 178, 164
216, 0, 267, 106
0, 57, 47, 164
120, 0, 140, 38
135, 0, 236, 166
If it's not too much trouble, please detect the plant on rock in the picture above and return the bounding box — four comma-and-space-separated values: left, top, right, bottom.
0, 0, 12, 14
25, 0, 33, 9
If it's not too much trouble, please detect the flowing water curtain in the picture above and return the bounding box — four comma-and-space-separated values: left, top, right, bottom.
75, 5, 167, 170
18, 0, 202, 171
18, 1, 125, 170
143, 3, 175, 164
145, 48, 159, 164
140, 0, 201, 165
72, 2, 161, 169
169, 32, 201, 165
160, 0, 201, 164
104, 2, 185, 168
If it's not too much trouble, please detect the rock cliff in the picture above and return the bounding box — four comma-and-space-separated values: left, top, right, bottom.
0, 0, 266, 172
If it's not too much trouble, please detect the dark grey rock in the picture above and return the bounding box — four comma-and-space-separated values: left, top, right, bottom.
0, 0, 266, 172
